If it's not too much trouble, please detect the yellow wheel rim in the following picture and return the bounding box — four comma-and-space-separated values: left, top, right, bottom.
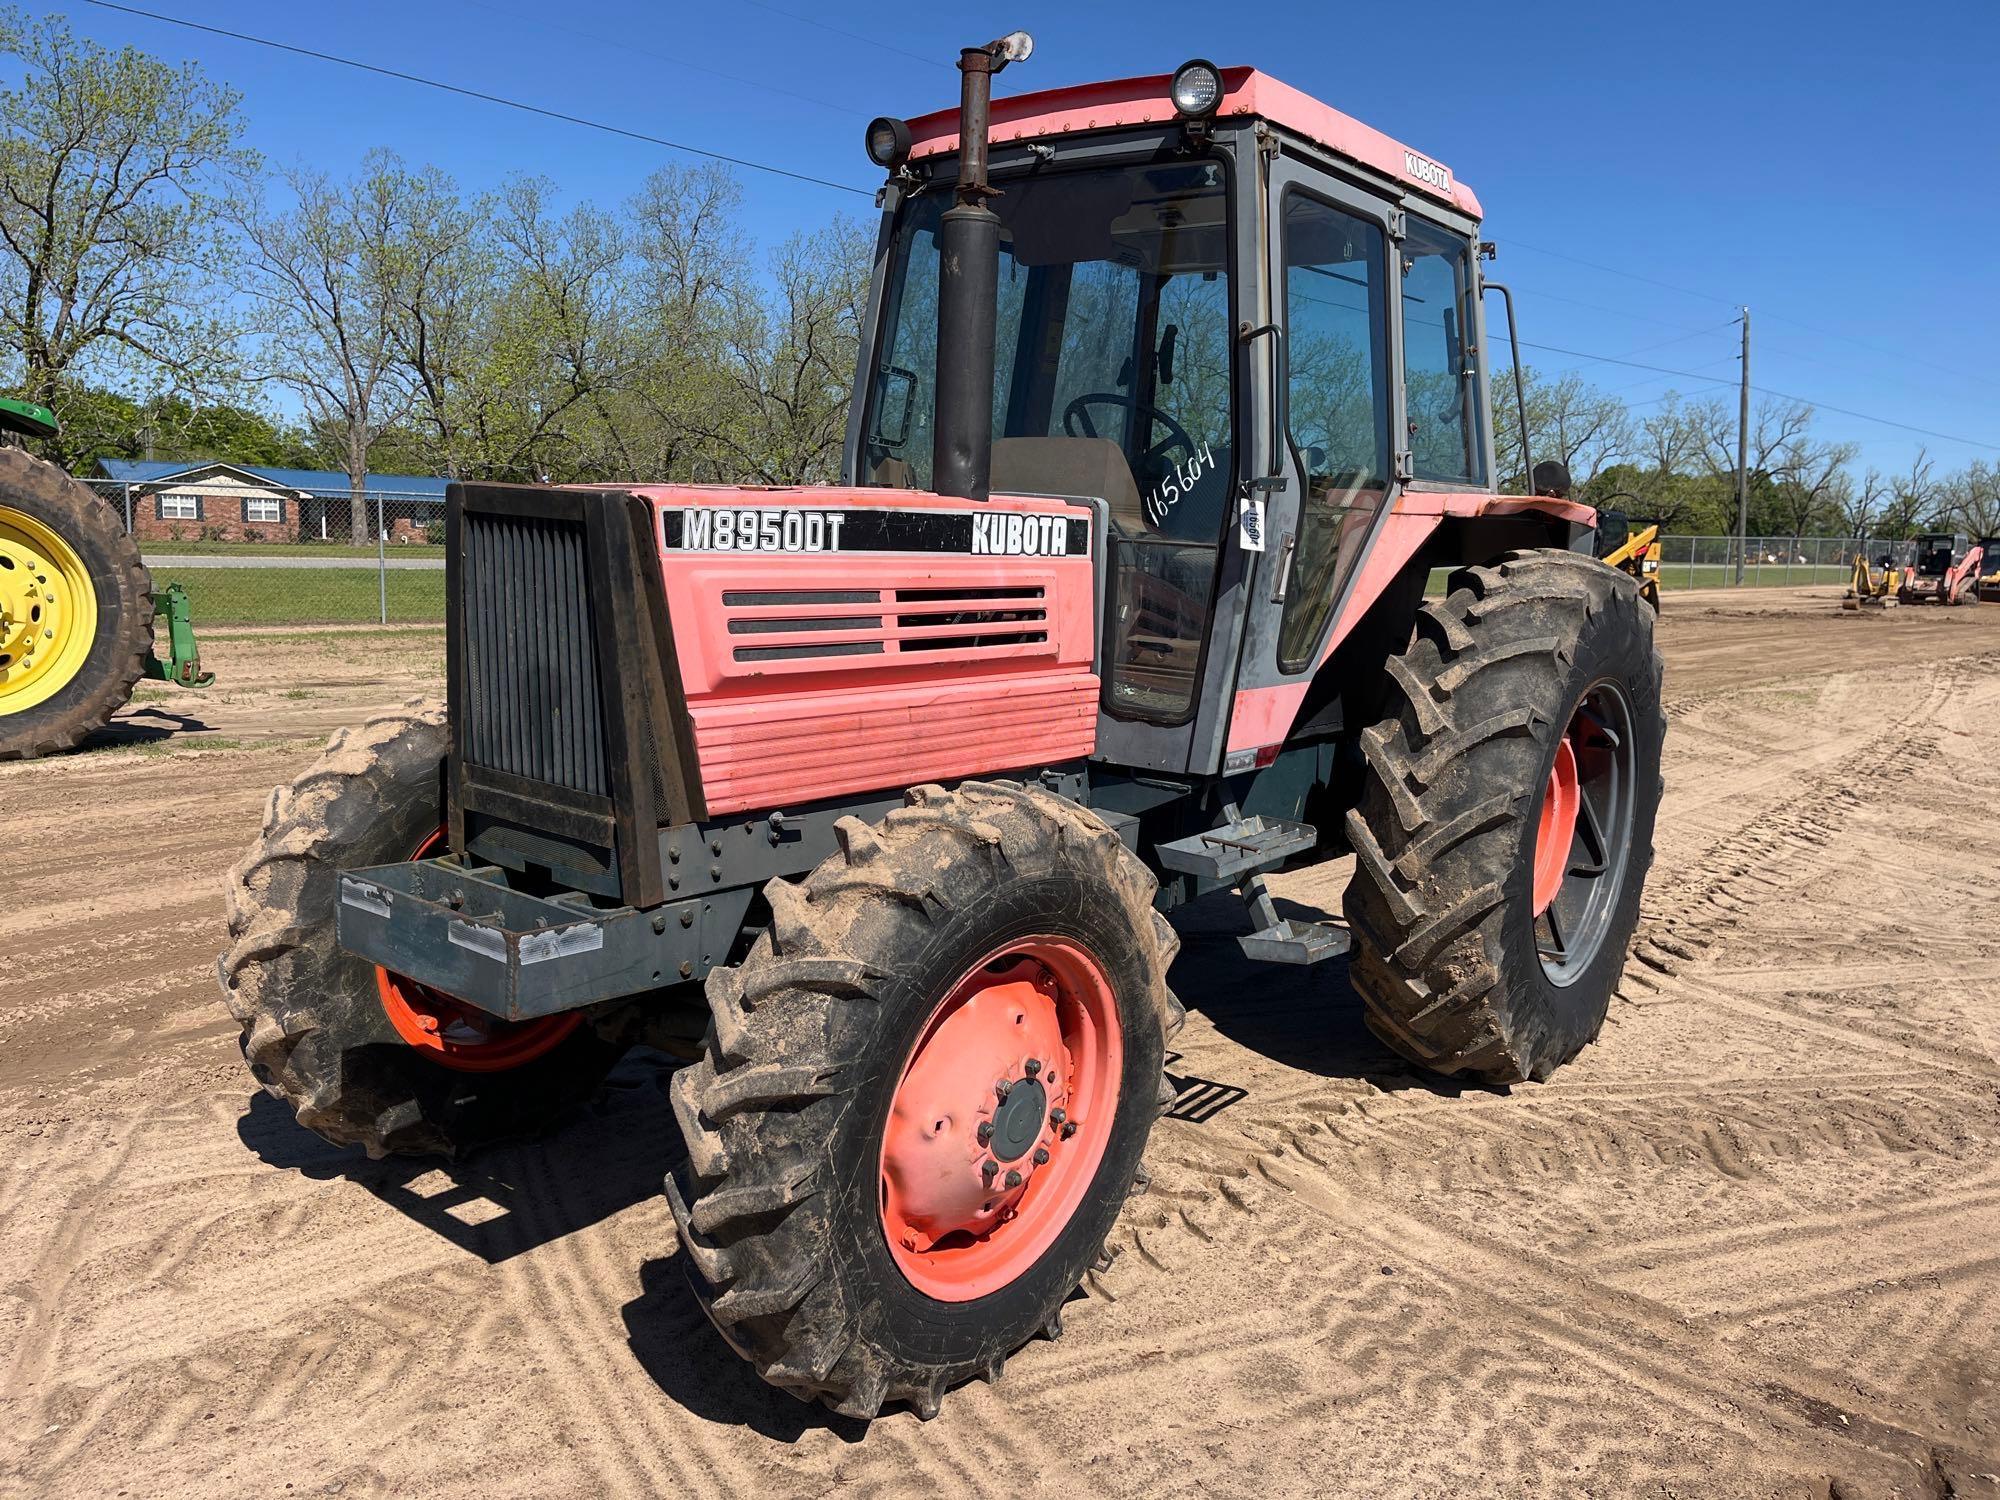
0, 503, 98, 714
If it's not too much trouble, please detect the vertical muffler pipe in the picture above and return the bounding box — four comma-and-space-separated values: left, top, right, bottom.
932, 31, 1032, 501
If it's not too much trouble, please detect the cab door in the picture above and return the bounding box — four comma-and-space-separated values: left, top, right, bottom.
1213, 154, 1404, 769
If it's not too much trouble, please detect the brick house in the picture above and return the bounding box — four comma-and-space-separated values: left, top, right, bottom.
98, 459, 450, 545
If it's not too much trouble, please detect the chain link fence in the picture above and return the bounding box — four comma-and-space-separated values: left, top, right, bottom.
1646, 534, 1908, 592
71, 472, 1917, 626
79, 476, 446, 626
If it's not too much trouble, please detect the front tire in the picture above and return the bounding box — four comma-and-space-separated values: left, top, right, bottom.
1343, 550, 1665, 1084
666, 780, 1182, 1420
219, 705, 625, 1157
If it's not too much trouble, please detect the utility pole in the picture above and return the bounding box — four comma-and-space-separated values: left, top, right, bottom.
1734, 306, 1751, 585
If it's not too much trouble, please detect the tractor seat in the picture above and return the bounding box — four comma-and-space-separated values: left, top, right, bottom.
991, 436, 1150, 537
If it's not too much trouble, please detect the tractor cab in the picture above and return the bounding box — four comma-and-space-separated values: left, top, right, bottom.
848, 62, 1519, 772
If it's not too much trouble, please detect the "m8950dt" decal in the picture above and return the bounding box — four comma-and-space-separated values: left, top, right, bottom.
662, 507, 1089, 556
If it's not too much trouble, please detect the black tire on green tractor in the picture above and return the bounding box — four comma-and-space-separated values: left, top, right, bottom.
1343, 549, 1665, 1085
666, 780, 1183, 1420
0, 446, 153, 760
219, 705, 626, 1158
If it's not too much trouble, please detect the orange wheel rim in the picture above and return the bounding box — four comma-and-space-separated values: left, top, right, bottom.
879, 936, 1123, 1303
1532, 732, 1580, 916
374, 829, 582, 1073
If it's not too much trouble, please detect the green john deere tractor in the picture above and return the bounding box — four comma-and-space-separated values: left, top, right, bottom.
0, 396, 211, 760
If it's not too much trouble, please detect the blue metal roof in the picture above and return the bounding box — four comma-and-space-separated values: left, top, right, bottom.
98, 457, 450, 497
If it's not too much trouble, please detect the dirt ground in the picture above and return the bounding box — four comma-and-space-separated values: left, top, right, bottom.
2, 589, 1996, 1499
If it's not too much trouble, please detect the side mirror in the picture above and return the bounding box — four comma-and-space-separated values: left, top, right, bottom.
873, 365, 917, 447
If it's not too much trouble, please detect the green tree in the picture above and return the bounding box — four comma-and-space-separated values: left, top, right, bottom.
0, 7, 254, 466
1491, 367, 1632, 493
238, 150, 422, 540
700, 217, 871, 484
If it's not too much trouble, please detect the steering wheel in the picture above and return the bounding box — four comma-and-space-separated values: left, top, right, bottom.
1061, 393, 1199, 478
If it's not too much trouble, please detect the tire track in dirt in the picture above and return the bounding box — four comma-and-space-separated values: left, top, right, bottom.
1621, 657, 1975, 1000
1088, 638, 2000, 1493
1116, 1119, 1986, 1490
7, 593, 1999, 1498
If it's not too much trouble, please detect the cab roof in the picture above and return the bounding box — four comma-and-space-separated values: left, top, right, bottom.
905, 66, 1481, 221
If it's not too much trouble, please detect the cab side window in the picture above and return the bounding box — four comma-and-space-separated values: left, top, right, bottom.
1278, 192, 1390, 671
1402, 221, 1480, 485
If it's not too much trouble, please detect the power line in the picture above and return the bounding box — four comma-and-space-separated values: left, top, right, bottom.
1608, 319, 1741, 363
458, 0, 866, 120
1606, 354, 1738, 397
1518, 337, 2000, 452
80, 0, 874, 197
1756, 306, 2000, 392
1506, 237, 1999, 394
736, 0, 953, 71
1504, 240, 1739, 308
1507, 284, 1732, 336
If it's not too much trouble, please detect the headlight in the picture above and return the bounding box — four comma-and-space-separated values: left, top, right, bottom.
1170, 59, 1223, 120
865, 115, 911, 170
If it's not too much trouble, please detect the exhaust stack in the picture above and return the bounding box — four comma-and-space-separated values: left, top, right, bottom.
931, 31, 1032, 502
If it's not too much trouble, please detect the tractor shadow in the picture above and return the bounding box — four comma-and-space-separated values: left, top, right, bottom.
620, 1256, 875, 1443
1162, 887, 1508, 1105
620, 1254, 1092, 1442
85, 706, 220, 748
236, 1047, 679, 1263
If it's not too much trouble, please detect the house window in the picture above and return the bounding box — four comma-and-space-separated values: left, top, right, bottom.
159, 492, 199, 521
244, 495, 282, 524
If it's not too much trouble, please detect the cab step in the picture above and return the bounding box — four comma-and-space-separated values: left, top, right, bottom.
1236, 870, 1350, 966
1154, 815, 1318, 881
1239, 916, 1351, 965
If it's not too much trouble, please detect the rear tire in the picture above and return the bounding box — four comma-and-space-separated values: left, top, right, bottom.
1343, 550, 1665, 1084
0, 447, 152, 760
219, 704, 625, 1157
666, 780, 1182, 1420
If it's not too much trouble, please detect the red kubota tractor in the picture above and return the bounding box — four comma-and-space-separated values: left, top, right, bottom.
221, 40, 1664, 1420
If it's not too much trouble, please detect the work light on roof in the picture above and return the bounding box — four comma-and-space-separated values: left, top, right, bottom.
1170, 59, 1223, 120
865, 115, 912, 169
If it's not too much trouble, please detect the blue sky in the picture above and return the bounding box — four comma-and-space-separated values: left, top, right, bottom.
62, 0, 2000, 477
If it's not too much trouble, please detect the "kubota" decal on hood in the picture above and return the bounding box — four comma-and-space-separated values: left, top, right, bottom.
662, 506, 1089, 556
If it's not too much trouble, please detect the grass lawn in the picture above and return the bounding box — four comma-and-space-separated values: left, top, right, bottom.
155, 556, 1850, 626
149, 567, 445, 625
139, 540, 444, 559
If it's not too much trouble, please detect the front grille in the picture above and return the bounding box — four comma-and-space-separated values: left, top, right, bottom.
460, 510, 608, 797
718, 585, 1049, 663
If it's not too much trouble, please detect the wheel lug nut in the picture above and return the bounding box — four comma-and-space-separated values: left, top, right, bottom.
1033, 1147, 1050, 1165
995, 1079, 1011, 1101
1061, 1121, 1077, 1139
976, 1121, 993, 1144
981, 1158, 998, 1180
1023, 1058, 1041, 1077
1004, 1169, 1022, 1188
1049, 1107, 1066, 1126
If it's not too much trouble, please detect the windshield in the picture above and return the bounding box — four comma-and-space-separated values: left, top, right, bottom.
863, 159, 1234, 543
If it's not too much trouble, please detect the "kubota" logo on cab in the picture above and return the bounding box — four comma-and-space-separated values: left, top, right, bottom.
1403, 150, 1452, 194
